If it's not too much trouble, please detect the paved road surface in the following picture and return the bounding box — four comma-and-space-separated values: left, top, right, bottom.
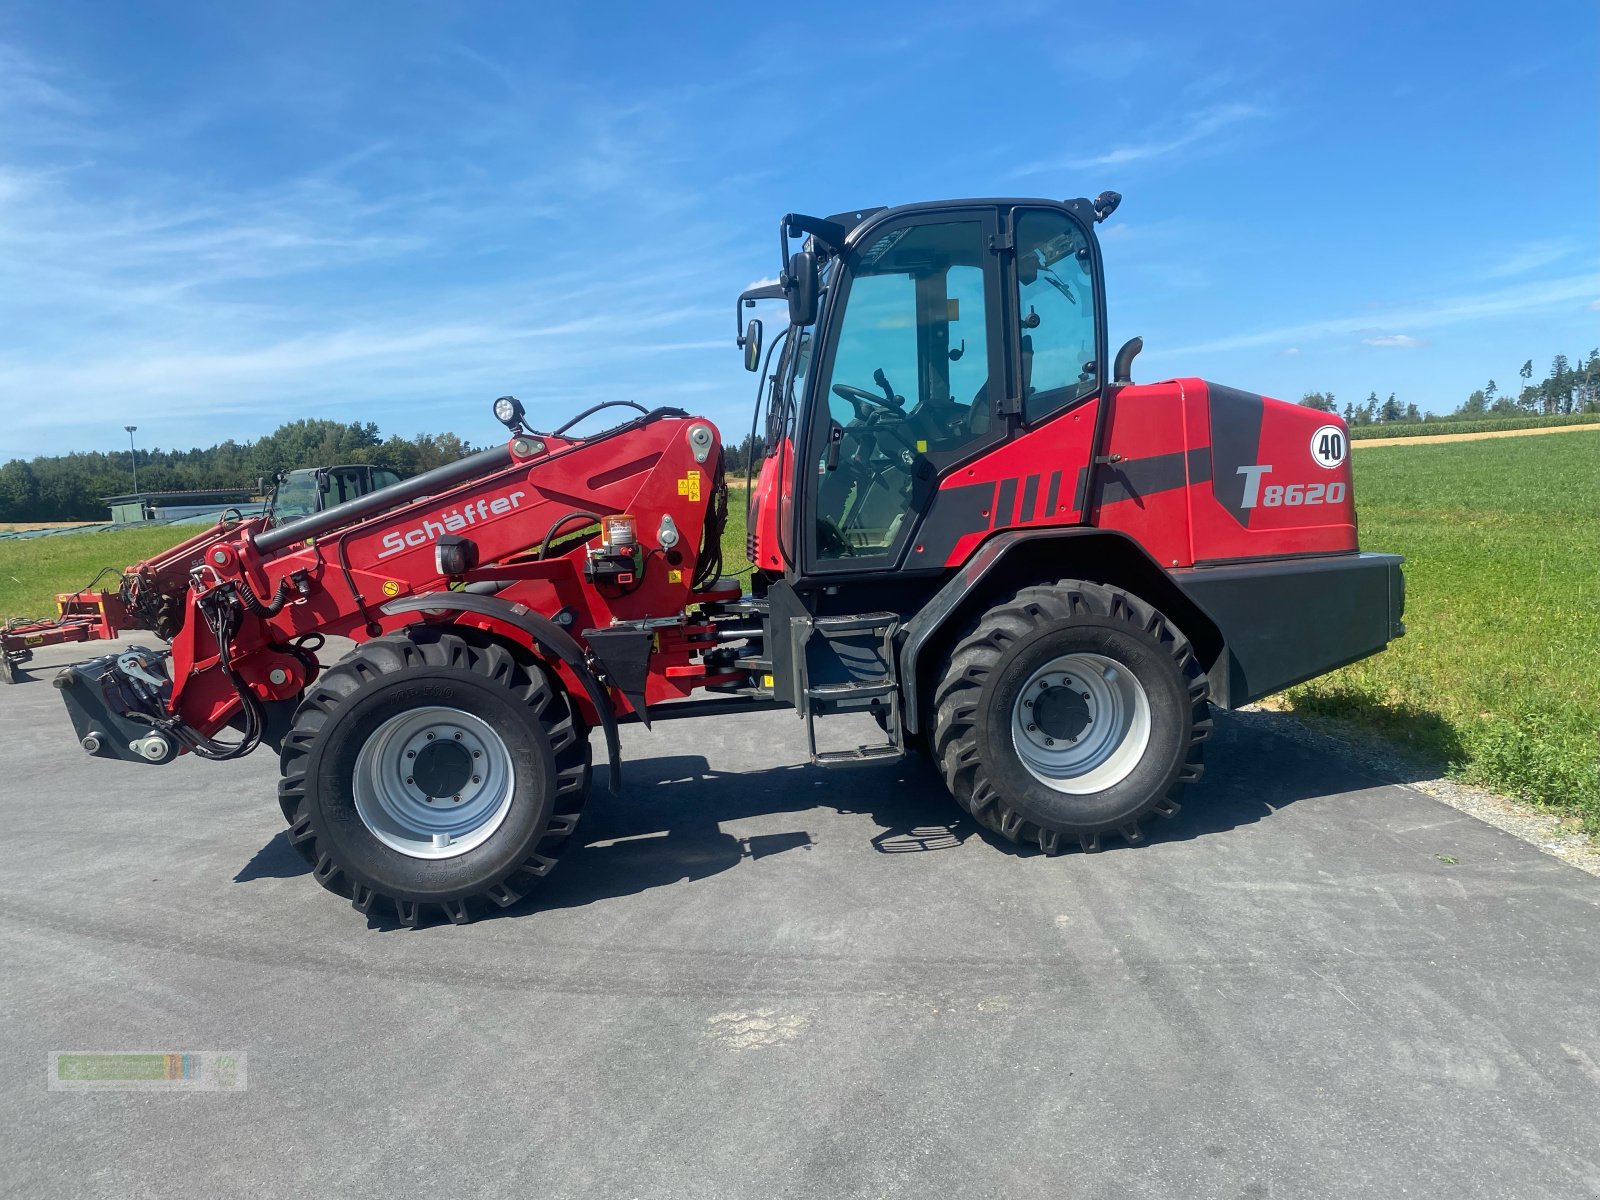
2, 636, 1597, 1199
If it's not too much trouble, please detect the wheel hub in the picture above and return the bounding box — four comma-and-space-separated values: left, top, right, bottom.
411, 739, 473, 799
1011, 653, 1152, 795
1031, 684, 1091, 742
352, 706, 516, 859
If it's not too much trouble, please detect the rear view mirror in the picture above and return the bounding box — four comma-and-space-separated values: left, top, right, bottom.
784, 249, 819, 327
742, 318, 763, 372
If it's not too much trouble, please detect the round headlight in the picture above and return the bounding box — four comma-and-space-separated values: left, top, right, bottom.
493, 395, 525, 427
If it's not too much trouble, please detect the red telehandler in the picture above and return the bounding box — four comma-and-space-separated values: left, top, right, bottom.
54, 193, 1404, 926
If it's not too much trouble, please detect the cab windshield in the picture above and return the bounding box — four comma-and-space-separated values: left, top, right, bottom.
271, 473, 321, 521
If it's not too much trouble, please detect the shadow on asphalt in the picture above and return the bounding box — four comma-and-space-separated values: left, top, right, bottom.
235, 709, 1445, 929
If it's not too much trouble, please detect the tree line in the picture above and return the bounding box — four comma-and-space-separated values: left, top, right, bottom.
0, 420, 478, 523
1298, 349, 1600, 426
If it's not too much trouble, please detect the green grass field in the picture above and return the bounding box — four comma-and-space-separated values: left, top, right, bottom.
1347, 411, 1600, 440
0, 528, 202, 622
1291, 432, 1599, 830
6, 447, 1594, 830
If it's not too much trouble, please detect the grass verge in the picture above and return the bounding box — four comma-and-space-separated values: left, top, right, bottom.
1288, 434, 1599, 832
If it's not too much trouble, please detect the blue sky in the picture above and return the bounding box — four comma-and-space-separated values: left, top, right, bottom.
1, 0, 1596, 458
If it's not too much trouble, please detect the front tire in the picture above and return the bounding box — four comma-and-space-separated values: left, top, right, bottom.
932, 581, 1209, 854
278, 631, 591, 926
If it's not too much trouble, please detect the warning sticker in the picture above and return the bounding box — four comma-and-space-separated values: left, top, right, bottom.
381, 580, 401, 597
676, 470, 702, 502
668, 569, 683, 583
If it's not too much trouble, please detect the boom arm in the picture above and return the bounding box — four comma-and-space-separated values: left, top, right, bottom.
60, 408, 729, 764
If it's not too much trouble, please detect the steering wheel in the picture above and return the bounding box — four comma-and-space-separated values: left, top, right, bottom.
832, 383, 901, 421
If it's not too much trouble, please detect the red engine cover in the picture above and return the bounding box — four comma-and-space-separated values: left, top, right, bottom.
1096, 378, 1357, 566
918, 378, 1359, 570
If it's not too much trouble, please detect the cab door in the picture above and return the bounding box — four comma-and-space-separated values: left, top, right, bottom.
795, 210, 1011, 577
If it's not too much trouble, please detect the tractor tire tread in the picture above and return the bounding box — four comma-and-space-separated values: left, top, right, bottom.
276, 630, 590, 926
932, 579, 1210, 854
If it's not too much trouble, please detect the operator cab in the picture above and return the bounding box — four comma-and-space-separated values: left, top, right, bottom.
740, 194, 1118, 579
267, 464, 404, 526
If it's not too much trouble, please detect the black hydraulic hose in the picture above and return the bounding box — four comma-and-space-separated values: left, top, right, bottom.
550, 400, 650, 438
255, 444, 513, 554
539, 511, 603, 560
237, 575, 294, 616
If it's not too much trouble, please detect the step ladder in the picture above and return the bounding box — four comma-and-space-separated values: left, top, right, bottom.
790, 611, 904, 766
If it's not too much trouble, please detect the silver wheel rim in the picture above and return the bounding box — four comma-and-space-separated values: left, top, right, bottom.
352, 706, 515, 860
1010, 653, 1151, 794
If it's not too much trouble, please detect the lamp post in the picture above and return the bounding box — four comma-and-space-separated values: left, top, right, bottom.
124, 425, 139, 497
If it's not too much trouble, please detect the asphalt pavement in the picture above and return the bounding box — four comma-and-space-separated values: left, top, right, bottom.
1, 635, 1597, 1199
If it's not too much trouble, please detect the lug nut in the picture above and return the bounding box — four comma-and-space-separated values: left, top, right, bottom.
471, 776, 480, 784
406, 776, 414, 785
453, 794, 463, 803
1082, 692, 1091, 701
426, 732, 435, 741
1027, 724, 1037, 732
406, 750, 415, 759
1046, 737, 1055, 746
472, 751, 481, 759
453, 732, 462, 740
1024, 699, 1033, 708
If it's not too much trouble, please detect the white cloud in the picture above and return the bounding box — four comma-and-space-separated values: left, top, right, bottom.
1361, 334, 1428, 348
1487, 240, 1581, 279
1279, 347, 1301, 357
0, 35, 771, 456
743, 276, 781, 291
1587, 298, 1600, 311
1014, 104, 1264, 176
1167, 274, 1599, 357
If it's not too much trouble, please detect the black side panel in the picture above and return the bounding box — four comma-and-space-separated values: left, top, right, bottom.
906, 480, 995, 568
1075, 446, 1211, 508
1207, 384, 1265, 528
1170, 552, 1405, 707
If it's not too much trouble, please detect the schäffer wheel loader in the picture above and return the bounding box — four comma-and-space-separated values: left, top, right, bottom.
54, 192, 1404, 926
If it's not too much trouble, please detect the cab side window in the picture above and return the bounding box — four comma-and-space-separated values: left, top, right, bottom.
1015, 210, 1098, 424
812, 219, 997, 561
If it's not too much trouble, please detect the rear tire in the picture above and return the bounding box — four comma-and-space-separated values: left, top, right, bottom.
932, 580, 1209, 854
277, 630, 590, 926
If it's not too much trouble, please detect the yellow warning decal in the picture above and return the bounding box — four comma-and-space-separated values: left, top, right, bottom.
916, 439, 928, 453
676, 469, 702, 503
763, 674, 774, 688
381, 580, 401, 597
667, 568, 683, 583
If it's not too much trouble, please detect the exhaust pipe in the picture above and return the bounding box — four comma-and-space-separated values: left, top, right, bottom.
1113, 336, 1143, 386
